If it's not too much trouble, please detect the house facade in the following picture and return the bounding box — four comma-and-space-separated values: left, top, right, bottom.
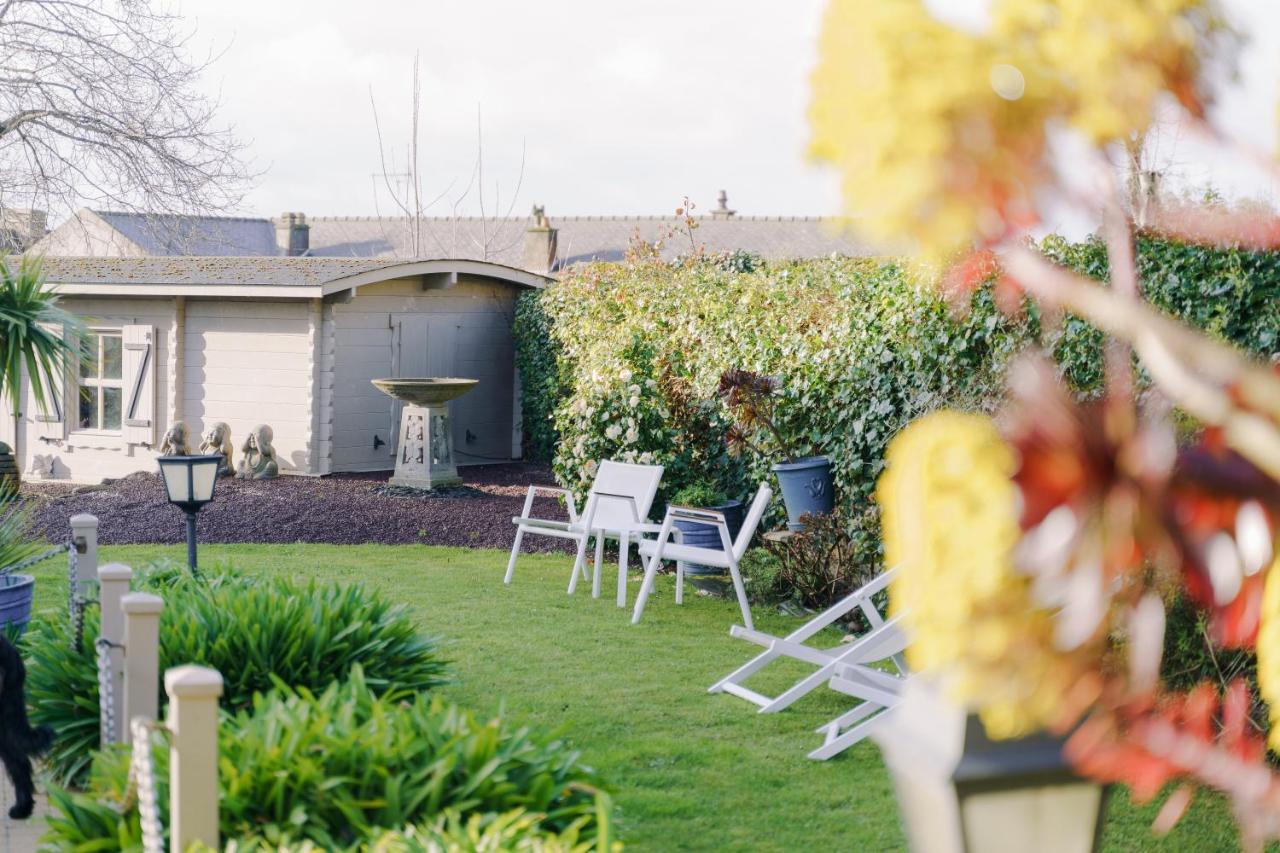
8, 198, 868, 483
3, 257, 545, 482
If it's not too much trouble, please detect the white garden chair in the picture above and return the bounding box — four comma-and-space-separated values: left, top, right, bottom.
809, 636, 910, 760
505, 461, 665, 605
708, 568, 905, 714
631, 483, 773, 630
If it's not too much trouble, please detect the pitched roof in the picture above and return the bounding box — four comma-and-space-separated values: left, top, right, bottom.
93, 211, 278, 256
36, 208, 870, 269
303, 215, 868, 266
26, 257, 549, 300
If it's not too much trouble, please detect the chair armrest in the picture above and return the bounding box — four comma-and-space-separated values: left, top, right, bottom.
528, 486, 573, 498
667, 505, 726, 524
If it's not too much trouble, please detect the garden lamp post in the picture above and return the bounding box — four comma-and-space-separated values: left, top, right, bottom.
874, 681, 1107, 853
157, 455, 221, 575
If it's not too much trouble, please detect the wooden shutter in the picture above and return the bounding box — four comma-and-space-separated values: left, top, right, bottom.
122, 325, 156, 446
28, 323, 66, 442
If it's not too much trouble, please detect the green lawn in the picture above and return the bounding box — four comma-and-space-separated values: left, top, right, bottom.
26, 544, 1244, 851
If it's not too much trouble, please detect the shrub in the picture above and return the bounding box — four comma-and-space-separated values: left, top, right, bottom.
736, 548, 783, 605
766, 505, 882, 612
27, 565, 447, 786
513, 291, 566, 463
516, 241, 1279, 601
44, 669, 608, 851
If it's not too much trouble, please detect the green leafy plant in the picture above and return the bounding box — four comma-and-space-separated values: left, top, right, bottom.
0, 257, 84, 426
736, 548, 784, 605
44, 669, 608, 851
669, 482, 728, 508
0, 484, 42, 572
26, 565, 448, 786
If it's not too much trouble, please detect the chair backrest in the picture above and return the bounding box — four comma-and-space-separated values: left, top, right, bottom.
583, 460, 665, 529
732, 483, 773, 560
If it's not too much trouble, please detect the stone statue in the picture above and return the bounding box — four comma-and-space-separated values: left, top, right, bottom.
159, 421, 191, 455
199, 422, 234, 476
235, 424, 279, 480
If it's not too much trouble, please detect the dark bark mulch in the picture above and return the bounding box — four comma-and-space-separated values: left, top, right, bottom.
22, 464, 576, 550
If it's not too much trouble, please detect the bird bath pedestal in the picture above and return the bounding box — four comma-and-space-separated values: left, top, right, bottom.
372, 378, 479, 490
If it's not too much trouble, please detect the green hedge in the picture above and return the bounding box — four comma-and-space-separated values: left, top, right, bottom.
513, 237, 1279, 539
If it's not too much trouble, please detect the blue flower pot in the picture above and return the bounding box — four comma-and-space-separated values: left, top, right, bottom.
672, 499, 745, 576
0, 574, 35, 635
773, 456, 834, 530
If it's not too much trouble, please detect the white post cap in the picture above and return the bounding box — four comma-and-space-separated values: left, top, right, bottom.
98, 563, 134, 582
165, 665, 224, 699
121, 592, 164, 615
69, 513, 99, 529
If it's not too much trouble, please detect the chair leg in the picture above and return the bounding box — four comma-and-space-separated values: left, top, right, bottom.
504, 527, 524, 584
567, 535, 589, 595
674, 528, 684, 606
592, 534, 604, 598
631, 545, 665, 625
617, 532, 629, 608
726, 553, 753, 632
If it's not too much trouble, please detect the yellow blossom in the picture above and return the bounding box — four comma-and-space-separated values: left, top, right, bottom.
879, 409, 1093, 738
1255, 554, 1280, 750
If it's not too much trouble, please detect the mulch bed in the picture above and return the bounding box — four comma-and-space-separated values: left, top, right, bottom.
22, 464, 576, 551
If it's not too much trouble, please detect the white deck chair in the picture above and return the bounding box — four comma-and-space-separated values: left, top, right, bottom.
809, 633, 910, 760
708, 568, 905, 714
505, 461, 664, 602
631, 483, 773, 630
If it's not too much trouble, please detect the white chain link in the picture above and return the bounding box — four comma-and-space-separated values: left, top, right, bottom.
128, 718, 166, 853
95, 636, 117, 746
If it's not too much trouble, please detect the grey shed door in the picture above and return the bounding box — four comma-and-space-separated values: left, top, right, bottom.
390, 315, 457, 451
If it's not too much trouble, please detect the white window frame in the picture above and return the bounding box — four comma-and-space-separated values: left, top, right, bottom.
73, 328, 125, 436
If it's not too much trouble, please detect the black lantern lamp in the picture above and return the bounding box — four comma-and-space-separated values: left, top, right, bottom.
157, 454, 221, 575
874, 681, 1108, 853
951, 716, 1107, 853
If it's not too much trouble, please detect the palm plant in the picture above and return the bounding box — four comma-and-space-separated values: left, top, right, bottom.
0, 257, 84, 465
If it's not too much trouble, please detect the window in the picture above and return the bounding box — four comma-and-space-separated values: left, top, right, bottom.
78, 331, 123, 431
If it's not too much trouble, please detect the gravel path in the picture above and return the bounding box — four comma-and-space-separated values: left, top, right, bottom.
22, 464, 576, 551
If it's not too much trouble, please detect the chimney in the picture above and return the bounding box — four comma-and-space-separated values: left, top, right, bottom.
0, 208, 47, 250
711, 190, 736, 220
522, 205, 558, 274
276, 212, 310, 256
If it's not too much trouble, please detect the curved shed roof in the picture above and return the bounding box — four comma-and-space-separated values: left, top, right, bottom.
27, 256, 549, 298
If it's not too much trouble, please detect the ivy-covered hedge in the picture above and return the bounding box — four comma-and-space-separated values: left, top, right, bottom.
514, 236, 1279, 528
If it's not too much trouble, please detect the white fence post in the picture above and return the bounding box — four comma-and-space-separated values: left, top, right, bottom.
98, 563, 133, 745
69, 513, 98, 598
165, 665, 222, 852
121, 592, 163, 746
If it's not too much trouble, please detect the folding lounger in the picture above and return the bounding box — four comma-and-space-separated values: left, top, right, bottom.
708, 568, 904, 714
808, 620, 910, 760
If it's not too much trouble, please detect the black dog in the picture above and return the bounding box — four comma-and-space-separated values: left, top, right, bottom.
0, 633, 52, 819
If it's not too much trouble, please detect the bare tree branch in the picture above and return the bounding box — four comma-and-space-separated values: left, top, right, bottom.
0, 0, 252, 236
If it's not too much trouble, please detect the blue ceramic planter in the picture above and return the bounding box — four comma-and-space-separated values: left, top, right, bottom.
773, 456, 834, 530
672, 499, 745, 575
0, 574, 35, 634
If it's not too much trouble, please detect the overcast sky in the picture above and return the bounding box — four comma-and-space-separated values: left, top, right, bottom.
191, 0, 1280, 228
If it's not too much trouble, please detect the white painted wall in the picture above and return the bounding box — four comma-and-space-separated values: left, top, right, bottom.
183, 299, 315, 474
20, 296, 174, 481
329, 275, 518, 472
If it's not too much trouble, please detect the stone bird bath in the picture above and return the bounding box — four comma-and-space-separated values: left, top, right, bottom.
372, 378, 479, 490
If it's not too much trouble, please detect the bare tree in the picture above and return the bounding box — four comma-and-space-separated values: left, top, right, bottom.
370, 55, 526, 261
0, 0, 251, 226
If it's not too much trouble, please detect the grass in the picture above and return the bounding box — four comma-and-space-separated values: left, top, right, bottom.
25, 543, 1247, 851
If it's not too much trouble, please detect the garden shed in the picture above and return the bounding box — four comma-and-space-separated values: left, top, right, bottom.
0, 256, 548, 482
